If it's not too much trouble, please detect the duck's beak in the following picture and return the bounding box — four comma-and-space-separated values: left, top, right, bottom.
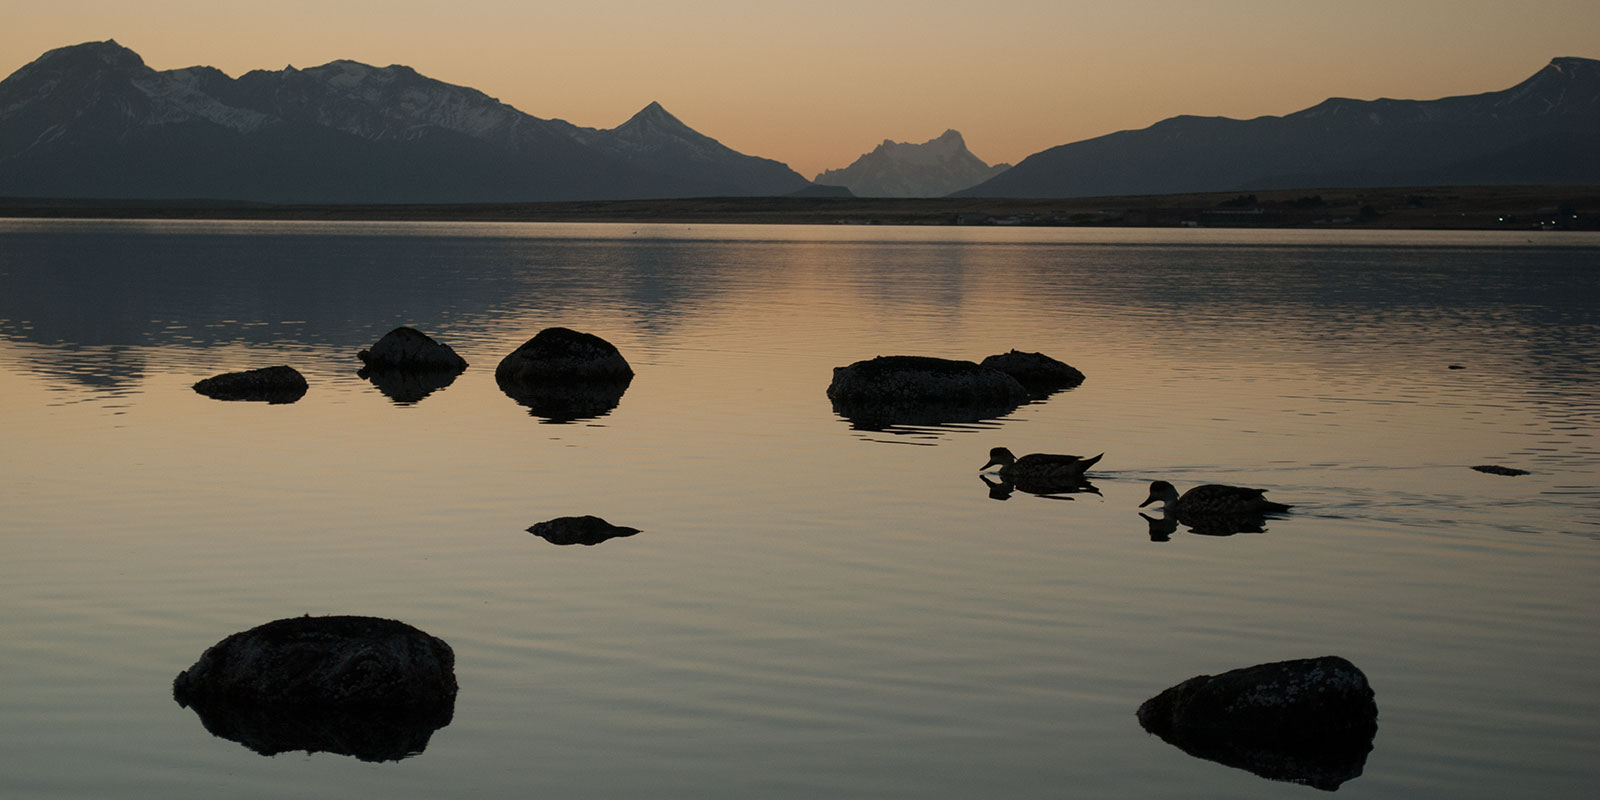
1138, 491, 1159, 508
979, 458, 1001, 471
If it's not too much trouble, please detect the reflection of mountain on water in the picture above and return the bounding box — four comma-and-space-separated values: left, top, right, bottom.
1, 223, 1595, 408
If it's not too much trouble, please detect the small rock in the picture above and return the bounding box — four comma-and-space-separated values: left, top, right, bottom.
979, 349, 1084, 393
528, 515, 641, 546
193, 365, 307, 403
1472, 464, 1530, 476
357, 326, 468, 372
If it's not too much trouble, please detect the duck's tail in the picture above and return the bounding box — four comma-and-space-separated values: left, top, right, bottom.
1079, 453, 1103, 471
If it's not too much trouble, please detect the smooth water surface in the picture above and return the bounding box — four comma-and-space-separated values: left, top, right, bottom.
1, 220, 1597, 798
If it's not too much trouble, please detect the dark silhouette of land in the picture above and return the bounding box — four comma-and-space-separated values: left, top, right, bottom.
3, 185, 1594, 229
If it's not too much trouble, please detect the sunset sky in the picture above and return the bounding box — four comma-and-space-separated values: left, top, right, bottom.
4, 0, 1594, 178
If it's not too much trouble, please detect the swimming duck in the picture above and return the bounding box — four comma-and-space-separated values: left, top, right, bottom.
980, 447, 1102, 480
1138, 480, 1292, 516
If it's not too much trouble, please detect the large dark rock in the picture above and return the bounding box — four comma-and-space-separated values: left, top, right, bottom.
527, 515, 641, 546
1137, 656, 1378, 791
495, 328, 633, 422
979, 350, 1084, 396
173, 615, 457, 762
192, 365, 308, 404
358, 326, 468, 372
496, 327, 633, 383
826, 355, 1029, 430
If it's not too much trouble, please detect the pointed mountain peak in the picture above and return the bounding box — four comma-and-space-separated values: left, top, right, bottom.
622, 101, 684, 127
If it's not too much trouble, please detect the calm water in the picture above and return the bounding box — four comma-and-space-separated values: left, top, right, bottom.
1, 220, 1597, 798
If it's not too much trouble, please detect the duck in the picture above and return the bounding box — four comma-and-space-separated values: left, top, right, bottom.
1138, 480, 1292, 516
980, 447, 1103, 480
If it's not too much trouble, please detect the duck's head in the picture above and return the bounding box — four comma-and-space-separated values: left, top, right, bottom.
1139, 480, 1180, 508
980, 447, 1017, 471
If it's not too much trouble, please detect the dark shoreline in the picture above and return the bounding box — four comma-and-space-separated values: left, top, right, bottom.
2, 185, 1596, 230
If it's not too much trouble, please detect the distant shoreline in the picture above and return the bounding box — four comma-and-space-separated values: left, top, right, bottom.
2, 185, 1595, 231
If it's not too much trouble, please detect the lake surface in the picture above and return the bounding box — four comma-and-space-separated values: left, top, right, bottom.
1, 220, 1597, 798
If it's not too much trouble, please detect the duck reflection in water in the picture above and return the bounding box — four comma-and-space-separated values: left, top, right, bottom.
981, 473, 1101, 501
1138, 480, 1292, 540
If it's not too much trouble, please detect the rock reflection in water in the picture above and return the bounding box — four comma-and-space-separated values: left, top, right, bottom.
496, 376, 632, 423
175, 694, 455, 762
359, 366, 462, 405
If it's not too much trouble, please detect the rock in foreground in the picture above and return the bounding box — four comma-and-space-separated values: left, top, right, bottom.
193, 365, 308, 404
173, 615, 457, 762
979, 350, 1084, 395
826, 355, 1029, 429
528, 515, 641, 546
1137, 655, 1377, 791
358, 326, 468, 372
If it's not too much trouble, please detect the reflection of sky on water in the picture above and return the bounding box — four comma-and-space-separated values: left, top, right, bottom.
1, 221, 1599, 798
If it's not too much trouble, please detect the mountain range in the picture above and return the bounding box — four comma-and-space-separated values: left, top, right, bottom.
812, 129, 1008, 197
0, 40, 808, 202
1, 42, 1596, 203
957, 56, 1600, 198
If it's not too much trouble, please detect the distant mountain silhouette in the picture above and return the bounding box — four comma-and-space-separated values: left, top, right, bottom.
0, 41, 809, 202
957, 57, 1600, 198
814, 129, 1009, 197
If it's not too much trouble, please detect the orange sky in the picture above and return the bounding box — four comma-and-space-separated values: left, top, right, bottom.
3, 0, 1594, 178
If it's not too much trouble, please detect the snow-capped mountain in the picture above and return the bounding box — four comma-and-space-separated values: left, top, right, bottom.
957, 56, 1600, 198
0, 41, 809, 202
813, 129, 1008, 197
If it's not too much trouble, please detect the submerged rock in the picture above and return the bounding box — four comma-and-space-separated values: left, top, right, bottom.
496, 328, 634, 422
979, 350, 1084, 395
192, 365, 307, 404
1137, 655, 1378, 791
826, 355, 1029, 429
528, 515, 641, 546
1472, 464, 1530, 476
358, 326, 468, 372
172, 615, 457, 762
